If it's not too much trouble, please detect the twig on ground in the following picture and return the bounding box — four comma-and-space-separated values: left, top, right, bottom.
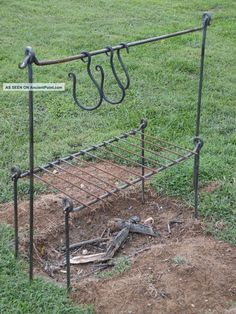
167, 217, 184, 234
129, 246, 151, 258
61, 237, 110, 251
100, 228, 107, 238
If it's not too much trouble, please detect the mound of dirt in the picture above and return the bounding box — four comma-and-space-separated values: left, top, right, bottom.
73, 235, 236, 314
0, 163, 235, 314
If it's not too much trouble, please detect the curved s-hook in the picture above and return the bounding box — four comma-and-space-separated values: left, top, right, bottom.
68, 51, 103, 111
116, 43, 130, 90
101, 46, 126, 105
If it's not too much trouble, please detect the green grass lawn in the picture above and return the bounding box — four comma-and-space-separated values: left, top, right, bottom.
0, 225, 94, 313
0, 0, 235, 311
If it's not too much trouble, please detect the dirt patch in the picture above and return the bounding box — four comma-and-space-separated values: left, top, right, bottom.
74, 237, 236, 314
0, 162, 236, 314
200, 180, 221, 193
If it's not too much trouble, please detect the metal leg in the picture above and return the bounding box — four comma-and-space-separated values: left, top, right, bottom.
11, 166, 21, 258
195, 13, 211, 138
193, 153, 200, 218
141, 125, 145, 203
63, 197, 74, 292
28, 55, 34, 282
193, 139, 203, 218
18, 46, 36, 283
13, 179, 19, 258
140, 119, 147, 203
193, 13, 211, 219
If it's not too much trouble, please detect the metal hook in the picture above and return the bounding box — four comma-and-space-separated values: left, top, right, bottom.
11, 166, 22, 180
101, 46, 126, 105
68, 51, 103, 111
202, 12, 212, 26
116, 43, 130, 90
18, 46, 36, 69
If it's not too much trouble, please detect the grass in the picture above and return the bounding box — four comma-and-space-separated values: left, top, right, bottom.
97, 256, 131, 279
170, 256, 189, 265
0, 0, 235, 311
0, 224, 94, 314
228, 300, 236, 309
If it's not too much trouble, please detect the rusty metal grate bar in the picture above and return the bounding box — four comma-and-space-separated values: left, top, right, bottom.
52, 162, 118, 197
33, 173, 93, 210
73, 149, 196, 212
20, 120, 197, 213
19, 123, 144, 179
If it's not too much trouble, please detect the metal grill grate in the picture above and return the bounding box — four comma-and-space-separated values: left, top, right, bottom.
20, 120, 198, 212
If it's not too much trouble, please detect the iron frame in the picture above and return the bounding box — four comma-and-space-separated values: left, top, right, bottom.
13, 13, 211, 290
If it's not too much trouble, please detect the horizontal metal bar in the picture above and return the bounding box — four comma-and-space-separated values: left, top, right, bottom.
52, 163, 117, 197
69, 158, 124, 191
112, 138, 177, 164
19, 124, 144, 178
102, 147, 158, 173
111, 139, 174, 166
40, 166, 106, 203
61, 159, 120, 192
19, 127, 196, 180
130, 136, 185, 158
22, 26, 203, 67
107, 141, 167, 166
34, 144, 196, 212
81, 152, 138, 183
144, 133, 196, 154
33, 173, 93, 209
84, 149, 147, 178
73, 150, 195, 212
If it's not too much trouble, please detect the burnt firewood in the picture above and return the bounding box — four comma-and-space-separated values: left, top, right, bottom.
104, 227, 130, 259
70, 228, 129, 264
108, 218, 160, 237
61, 237, 110, 251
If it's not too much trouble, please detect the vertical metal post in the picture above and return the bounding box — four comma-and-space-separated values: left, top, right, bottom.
193, 139, 204, 218
18, 46, 36, 282
63, 198, 73, 292
141, 123, 145, 203
11, 166, 21, 258
22, 47, 36, 282
140, 119, 147, 203
193, 13, 211, 218
195, 13, 211, 138
28, 62, 34, 281
13, 179, 19, 258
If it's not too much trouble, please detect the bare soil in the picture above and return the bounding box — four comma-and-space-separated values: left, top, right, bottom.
1, 162, 236, 314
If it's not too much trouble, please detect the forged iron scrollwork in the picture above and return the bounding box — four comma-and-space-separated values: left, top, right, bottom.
68, 44, 130, 111
68, 51, 104, 111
